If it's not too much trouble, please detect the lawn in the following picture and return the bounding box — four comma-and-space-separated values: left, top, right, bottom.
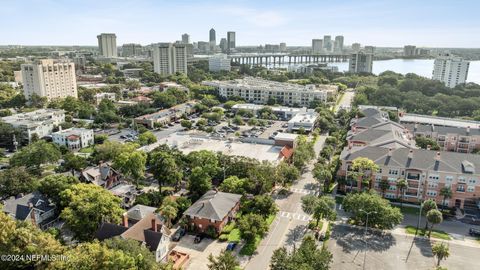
404, 225, 451, 240
239, 214, 276, 256
395, 206, 421, 216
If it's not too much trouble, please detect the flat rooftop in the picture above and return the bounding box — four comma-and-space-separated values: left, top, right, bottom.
289, 112, 318, 124
400, 113, 480, 129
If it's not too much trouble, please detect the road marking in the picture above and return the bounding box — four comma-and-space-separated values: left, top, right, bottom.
278, 211, 311, 221
290, 188, 318, 195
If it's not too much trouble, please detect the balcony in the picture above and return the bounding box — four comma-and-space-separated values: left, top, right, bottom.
459, 138, 470, 143
458, 143, 469, 149
407, 181, 419, 188
406, 173, 420, 180
405, 191, 418, 197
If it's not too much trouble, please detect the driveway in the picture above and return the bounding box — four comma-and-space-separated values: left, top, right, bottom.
172, 234, 230, 270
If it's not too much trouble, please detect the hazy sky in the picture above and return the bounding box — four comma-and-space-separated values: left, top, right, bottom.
1, 0, 479, 47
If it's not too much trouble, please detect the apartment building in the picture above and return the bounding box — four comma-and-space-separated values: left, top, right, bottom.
1, 109, 65, 142
208, 54, 231, 72
21, 59, 77, 100
153, 43, 188, 76
339, 146, 480, 209
52, 128, 94, 150
134, 102, 196, 128
432, 53, 469, 88
122, 43, 142, 57
348, 51, 373, 73
203, 77, 336, 107
404, 123, 480, 153
97, 33, 117, 57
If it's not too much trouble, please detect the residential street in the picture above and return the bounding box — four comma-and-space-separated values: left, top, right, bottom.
244, 136, 326, 270
334, 89, 355, 113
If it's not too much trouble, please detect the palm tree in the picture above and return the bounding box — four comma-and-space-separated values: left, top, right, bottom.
379, 179, 390, 198
159, 204, 178, 228
427, 209, 443, 238
422, 199, 438, 231
439, 187, 452, 211
351, 157, 379, 190
396, 178, 408, 208
432, 242, 450, 267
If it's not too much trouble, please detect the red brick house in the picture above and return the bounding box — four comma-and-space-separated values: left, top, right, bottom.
183, 190, 242, 235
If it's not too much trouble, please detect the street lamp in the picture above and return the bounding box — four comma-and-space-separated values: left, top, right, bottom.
359, 209, 377, 270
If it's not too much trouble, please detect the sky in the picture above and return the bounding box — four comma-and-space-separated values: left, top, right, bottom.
1, 0, 480, 47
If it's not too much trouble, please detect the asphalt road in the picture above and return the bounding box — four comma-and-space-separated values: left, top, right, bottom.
329, 224, 480, 270
335, 89, 355, 113
244, 136, 327, 270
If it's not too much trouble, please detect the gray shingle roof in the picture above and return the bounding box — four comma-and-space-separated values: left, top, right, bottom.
348, 122, 415, 149
184, 190, 242, 221
2, 191, 55, 221
341, 146, 480, 174
126, 204, 157, 221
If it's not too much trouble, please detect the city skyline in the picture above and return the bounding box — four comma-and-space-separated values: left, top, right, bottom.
1, 0, 480, 47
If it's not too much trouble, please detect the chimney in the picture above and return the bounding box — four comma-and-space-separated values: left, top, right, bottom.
122, 213, 129, 228
387, 148, 393, 157
151, 218, 157, 232
352, 125, 357, 132
28, 202, 37, 226
408, 149, 413, 159
435, 152, 441, 161
427, 145, 431, 150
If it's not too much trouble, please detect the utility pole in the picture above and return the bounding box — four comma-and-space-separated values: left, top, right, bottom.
360, 209, 377, 270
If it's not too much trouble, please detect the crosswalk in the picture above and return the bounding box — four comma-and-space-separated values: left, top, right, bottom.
290, 188, 318, 196
279, 211, 312, 222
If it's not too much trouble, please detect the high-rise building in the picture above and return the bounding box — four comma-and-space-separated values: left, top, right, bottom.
312, 39, 323, 53
209, 28, 216, 44
351, 43, 361, 52
21, 59, 77, 100
348, 52, 373, 73
219, 38, 227, 53
404, 45, 416, 57
122, 43, 142, 57
181, 33, 190, 44
227, 31, 236, 52
323, 35, 332, 52
334, 36, 344, 52
280, 43, 287, 52
197, 41, 210, 53
209, 54, 231, 72
97, 33, 117, 57
153, 43, 188, 76
432, 53, 469, 88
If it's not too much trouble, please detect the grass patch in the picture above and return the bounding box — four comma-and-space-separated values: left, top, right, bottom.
79, 146, 94, 153
395, 206, 421, 216
266, 214, 276, 225
239, 236, 261, 256
228, 228, 241, 243
405, 225, 451, 240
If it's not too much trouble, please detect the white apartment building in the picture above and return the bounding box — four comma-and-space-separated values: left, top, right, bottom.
208, 54, 231, 72
95, 92, 116, 105
122, 43, 142, 57
153, 43, 188, 76
21, 59, 77, 100
432, 53, 469, 88
203, 77, 336, 107
1, 109, 65, 142
312, 39, 323, 53
349, 52, 373, 73
97, 33, 117, 58
52, 128, 94, 150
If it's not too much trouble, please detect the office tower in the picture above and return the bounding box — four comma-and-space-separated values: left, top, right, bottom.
227, 31, 236, 52
280, 43, 287, 52
181, 33, 190, 44
351, 43, 361, 52
197, 41, 209, 53
209, 28, 216, 48
97, 33, 117, 57
432, 53, 469, 88
323, 35, 332, 52
122, 43, 142, 57
153, 43, 188, 75
364, 46, 375, 54
404, 45, 416, 57
348, 52, 373, 73
21, 59, 77, 100
312, 39, 323, 53
334, 36, 344, 52
219, 38, 227, 53
209, 54, 231, 72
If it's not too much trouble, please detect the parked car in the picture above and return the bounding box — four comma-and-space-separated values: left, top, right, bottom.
172, 228, 186, 241
226, 242, 237, 251
469, 228, 480, 237
194, 234, 204, 244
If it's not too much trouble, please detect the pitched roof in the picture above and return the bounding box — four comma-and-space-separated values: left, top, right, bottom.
126, 204, 157, 221
120, 212, 169, 252
94, 223, 128, 241
2, 191, 55, 221
403, 123, 480, 137
183, 190, 242, 221
348, 121, 416, 149
341, 146, 480, 174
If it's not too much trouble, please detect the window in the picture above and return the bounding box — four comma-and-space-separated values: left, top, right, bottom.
468, 179, 477, 185
458, 177, 466, 183
428, 175, 439, 181
389, 169, 399, 175
445, 176, 454, 182
467, 186, 475, 192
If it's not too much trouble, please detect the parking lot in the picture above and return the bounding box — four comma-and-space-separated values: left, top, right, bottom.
172, 234, 232, 270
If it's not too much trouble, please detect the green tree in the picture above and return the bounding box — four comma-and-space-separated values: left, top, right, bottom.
432, 242, 450, 267
276, 162, 300, 188
188, 167, 212, 199
293, 135, 315, 169
180, 119, 193, 129
60, 183, 124, 240
313, 164, 332, 195
426, 209, 443, 238
422, 199, 438, 231
439, 187, 452, 211
104, 237, 161, 270
9, 140, 61, 173
92, 141, 138, 163
301, 194, 318, 215
0, 167, 39, 197
113, 150, 147, 184
207, 250, 240, 270
159, 203, 178, 228
238, 213, 268, 242
63, 152, 87, 175
415, 136, 440, 150
149, 151, 183, 193
396, 178, 408, 208
244, 195, 278, 217
351, 157, 379, 190
38, 174, 79, 207
137, 131, 157, 146
343, 190, 403, 229
379, 179, 390, 198
312, 196, 337, 226
187, 150, 220, 178
219, 176, 248, 194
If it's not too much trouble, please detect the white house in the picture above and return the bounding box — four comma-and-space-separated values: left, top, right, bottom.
52, 127, 94, 150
